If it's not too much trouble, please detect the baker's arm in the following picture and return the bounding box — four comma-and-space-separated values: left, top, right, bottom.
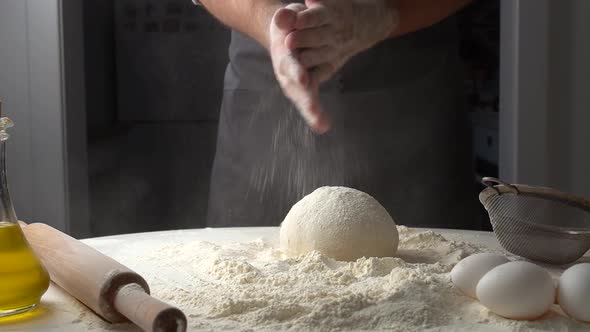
291, 0, 472, 84
197, 0, 284, 50
391, 0, 472, 37
197, 0, 330, 133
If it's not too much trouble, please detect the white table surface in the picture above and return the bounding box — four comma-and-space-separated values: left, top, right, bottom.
0, 227, 585, 332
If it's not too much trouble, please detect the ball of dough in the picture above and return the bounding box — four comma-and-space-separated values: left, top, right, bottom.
280, 186, 399, 261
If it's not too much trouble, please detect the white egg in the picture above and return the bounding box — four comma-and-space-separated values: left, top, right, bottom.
451, 253, 510, 298
476, 261, 555, 320
558, 263, 590, 322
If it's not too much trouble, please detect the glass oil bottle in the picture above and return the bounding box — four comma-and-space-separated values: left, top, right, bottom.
0, 99, 50, 317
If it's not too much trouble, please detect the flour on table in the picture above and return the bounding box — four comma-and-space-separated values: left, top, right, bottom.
80, 227, 589, 331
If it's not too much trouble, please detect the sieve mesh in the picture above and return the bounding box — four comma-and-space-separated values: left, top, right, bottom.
480, 178, 590, 265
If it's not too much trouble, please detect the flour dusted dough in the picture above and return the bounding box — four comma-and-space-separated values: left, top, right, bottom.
280, 186, 399, 261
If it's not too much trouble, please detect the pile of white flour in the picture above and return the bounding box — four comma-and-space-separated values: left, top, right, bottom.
78, 227, 589, 331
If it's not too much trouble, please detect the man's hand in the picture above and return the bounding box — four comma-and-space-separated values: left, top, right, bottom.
270, 3, 331, 134
200, 0, 469, 134
287, 0, 399, 86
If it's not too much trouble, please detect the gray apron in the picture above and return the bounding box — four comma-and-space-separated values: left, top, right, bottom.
207, 12, 481, 229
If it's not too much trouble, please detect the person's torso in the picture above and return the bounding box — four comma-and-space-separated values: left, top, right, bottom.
207, 9, 481, 229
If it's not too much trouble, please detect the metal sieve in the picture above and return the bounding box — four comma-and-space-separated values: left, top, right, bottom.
479, 177, 590, 265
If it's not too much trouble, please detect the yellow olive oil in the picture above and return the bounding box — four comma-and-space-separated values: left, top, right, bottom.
0, 222, 50, 315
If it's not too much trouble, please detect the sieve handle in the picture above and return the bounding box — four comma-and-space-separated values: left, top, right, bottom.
481, 177, 520, 195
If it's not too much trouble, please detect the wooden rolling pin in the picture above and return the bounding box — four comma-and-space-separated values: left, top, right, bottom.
20, 222, 187, 332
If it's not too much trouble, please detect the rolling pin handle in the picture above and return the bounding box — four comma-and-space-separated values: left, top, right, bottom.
114, 283, 187, 332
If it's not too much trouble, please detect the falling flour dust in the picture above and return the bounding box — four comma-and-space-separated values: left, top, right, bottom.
247, 88, 366, 211
74, 227, 589, 332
